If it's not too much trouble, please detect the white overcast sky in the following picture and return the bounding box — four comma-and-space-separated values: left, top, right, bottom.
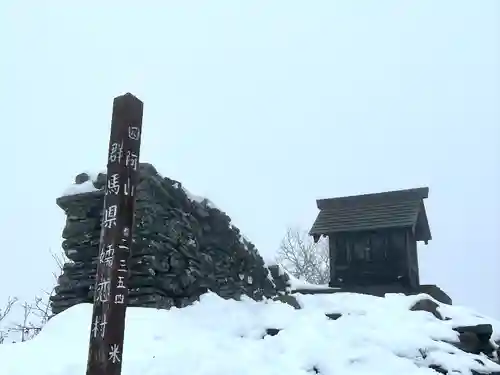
0, 1, 499, 319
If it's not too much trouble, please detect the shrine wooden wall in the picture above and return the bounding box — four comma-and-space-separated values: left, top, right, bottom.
328, 228, 420, 288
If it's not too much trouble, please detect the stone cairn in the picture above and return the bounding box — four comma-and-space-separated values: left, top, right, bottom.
50, 163, 290, 315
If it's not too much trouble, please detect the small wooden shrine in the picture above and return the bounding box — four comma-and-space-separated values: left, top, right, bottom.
309, 187, 431, 290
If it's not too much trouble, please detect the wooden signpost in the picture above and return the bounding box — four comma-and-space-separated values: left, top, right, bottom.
85, 93, 144, 375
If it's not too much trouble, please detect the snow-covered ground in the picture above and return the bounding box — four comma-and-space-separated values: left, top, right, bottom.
1, 292, 499, 375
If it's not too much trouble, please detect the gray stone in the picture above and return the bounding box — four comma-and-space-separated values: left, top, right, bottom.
50, 164, 291, 315
325, 313, 342, 320
93, 173, 107, 190
452, 324, 496, 358
75, 173, 90, 184
273, 295, 301, 309
409, 298, 443, 320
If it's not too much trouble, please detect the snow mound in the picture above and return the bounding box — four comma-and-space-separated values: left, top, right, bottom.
1, 292, 499, 375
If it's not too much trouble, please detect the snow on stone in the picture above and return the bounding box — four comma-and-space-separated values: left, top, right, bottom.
176, 182, 253, 251
61, 181, 98, 196
267, 262, 329, 290
182, 186, 219, 210
438, 303, 500, 342
288, 273, 331, 290
60, 171, 101, 197
1, 292, 498, 375
181, 186, 254, 253
238, 231, 252, 244
182, 186, 206, 204
182, 185, 252, 253
149, 170, 259, 258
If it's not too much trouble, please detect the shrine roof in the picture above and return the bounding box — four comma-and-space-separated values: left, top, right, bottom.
309, 187, 431, 243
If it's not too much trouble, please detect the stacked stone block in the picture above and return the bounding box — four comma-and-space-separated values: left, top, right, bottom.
50, 163, 289, 315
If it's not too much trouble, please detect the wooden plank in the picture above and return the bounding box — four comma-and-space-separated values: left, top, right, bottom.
85, 93, 144, 375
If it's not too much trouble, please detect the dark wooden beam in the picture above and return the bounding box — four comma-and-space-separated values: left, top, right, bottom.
85, 93, 144, 375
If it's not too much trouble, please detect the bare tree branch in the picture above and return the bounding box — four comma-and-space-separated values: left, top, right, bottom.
276, 227, 330, 285
30, 248, 67, 328
0, 297, 18, 344
9, 302, 34, 342
1, 248, 67, 344
0, 297, 17, 323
